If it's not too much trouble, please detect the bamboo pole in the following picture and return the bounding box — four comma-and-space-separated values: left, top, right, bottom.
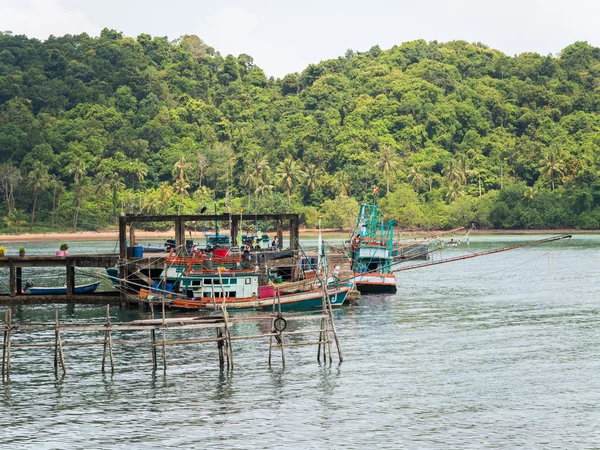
218, 269, 233, 370
55, 309, 66, 375
268, 315, 274, 366
3, 309, 11, 379
161, 263, 167, 372
277, 288, 285, 367
101, 321, 108, 372
149, 288, 157, 372
217, 327, 224, 368
325, 292, 342, 362
106, 305, 114, 373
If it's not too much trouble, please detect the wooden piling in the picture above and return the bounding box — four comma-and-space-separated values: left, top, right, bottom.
101, 305, 114, 373
66, 259, 75, 296
16, 267, 22, 296
9, 264, 15, 298
55, 309, 66, 375
2, 309, 11, 379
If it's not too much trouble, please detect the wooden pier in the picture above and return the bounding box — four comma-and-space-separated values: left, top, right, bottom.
0, 254, 120, 304
0, 212, 307, 305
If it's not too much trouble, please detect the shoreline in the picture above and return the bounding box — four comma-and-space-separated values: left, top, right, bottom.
0, 228, 594, 243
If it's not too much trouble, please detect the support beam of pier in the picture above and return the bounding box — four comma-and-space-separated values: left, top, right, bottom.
16, 267, 22, 296
66, 259, 74, 296
231, 217, 239, 248
277, 219, 283, 250
9, 263, 15, 297
290, 218, 299, 251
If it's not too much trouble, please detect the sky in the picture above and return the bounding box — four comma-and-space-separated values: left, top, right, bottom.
0, 0, 597, 78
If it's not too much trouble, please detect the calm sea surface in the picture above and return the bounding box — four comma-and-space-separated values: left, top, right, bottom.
1, 234, 599, 448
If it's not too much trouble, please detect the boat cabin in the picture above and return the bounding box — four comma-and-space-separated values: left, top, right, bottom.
155, 268, 260, 300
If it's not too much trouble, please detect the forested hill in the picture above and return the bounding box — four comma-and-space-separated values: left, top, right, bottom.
1, 29, 600, 232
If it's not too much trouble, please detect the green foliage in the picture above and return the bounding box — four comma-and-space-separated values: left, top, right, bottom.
1, 31, 600, 230
321, 195, 360, 229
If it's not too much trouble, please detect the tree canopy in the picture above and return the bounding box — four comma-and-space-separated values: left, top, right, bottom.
1, 30, 600, 231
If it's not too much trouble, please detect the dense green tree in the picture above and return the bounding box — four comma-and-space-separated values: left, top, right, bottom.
1, 31, 600, 230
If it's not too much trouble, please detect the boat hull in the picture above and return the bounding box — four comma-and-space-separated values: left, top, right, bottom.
353, 273, 397, 293
167, 286, 349, 311
28, 281, 101, 295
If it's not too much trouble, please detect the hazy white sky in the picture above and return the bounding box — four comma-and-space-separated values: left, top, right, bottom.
0, 0, 596, 77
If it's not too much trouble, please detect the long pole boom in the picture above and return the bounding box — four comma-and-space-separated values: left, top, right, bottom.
391, 234, 572, 274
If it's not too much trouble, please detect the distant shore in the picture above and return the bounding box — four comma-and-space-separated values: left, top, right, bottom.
0, 228, 593, 243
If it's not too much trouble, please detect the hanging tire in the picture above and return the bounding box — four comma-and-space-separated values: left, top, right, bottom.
273, 317, 287, 333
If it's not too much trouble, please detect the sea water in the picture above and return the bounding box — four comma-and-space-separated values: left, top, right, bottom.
0, 234, 599, 448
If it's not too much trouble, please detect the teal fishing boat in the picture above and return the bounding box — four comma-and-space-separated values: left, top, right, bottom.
348, 203, 397, 293
141, 268, 348, 311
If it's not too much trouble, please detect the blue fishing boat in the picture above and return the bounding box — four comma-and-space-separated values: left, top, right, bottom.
27, 281, 101, 295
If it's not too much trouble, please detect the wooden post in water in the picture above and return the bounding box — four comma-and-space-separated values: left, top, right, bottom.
2, 309, 12, 379
218, 268, 233, 370
268, 315, 274, 366
55, 309, 66, 375
101, 305, 114, 373
277, 288, 285, 367
149, 295, 157, 372
326, 292, 342, 363
119, 215, 127, 306
161, 264, 168, 372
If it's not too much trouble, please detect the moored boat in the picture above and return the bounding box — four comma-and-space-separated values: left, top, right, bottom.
348, 203, 397, 293
27, 281, 101, 295
140, 268, 348, 311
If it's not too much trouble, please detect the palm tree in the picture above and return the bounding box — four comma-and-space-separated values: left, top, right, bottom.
49, 174, 64, 227
173, 178, 190, 215
3, 209, 27, 234
172, 155, 192, 182
94, 174, 111, 228
27, 163, 50, 231
334, 171, 351, 196
276, 156, 302, 205
443, 158, 465, 187
143, 191, 161, 215
248, 148, 270, 179
408, 165, 426, 192
445, 181, 462, 202
108, 173, 125, 221
523, 186, 536, 203
376, 145, 398, 193
303, 163, 322, 193
72, 178, 90, 231
67, 157, 87, 185
540, 149, 565, 191
242, 168, 259, 206
131, 160, 148, 191
256, 172, 274, 198
158, 181, 174, 213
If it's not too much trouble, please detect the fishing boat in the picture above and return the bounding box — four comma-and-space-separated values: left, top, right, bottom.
348, 203, 397, 293
140, 268, 348, 311
27, 281, 101, 295
140, 243, 166, 253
